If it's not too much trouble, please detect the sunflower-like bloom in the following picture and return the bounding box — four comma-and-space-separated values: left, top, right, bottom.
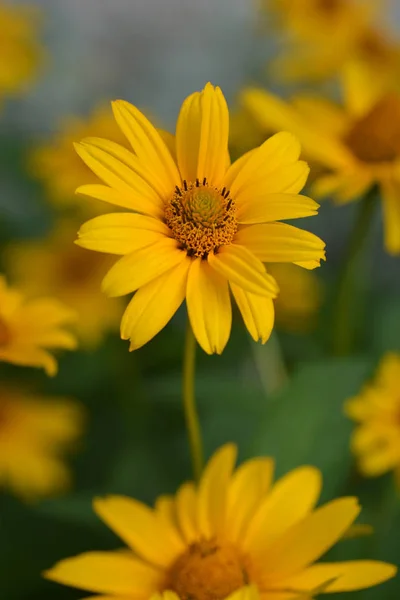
268, 264, 322, 333
0, 1, 42, 102
243, 69, 400, 255
73, 83, 326, 354
30, 105, 128, 211
0, 385, 84, 500
6, 221, 121, 347
345, 353, 400, 485
44, 444, 396, 598
0, 275, 77, 375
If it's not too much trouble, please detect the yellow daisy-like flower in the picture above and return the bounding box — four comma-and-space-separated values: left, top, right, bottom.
0, 385, 84, 501
243, 68, 400, 254
345, 353, 400, 484
0, 1, 42, 102
0, 275, 77, 375
44, 444, 396, 599
6, 221, 122, 348
30, 105, 128, 211
267, 264, 322, 333
73, 83, 326, 354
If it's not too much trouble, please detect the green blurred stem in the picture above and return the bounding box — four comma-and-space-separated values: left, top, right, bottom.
332, 187, 377, 356
182, 320, 204, 481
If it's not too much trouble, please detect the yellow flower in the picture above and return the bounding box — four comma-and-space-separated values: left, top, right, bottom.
0, 275, 77, 375
30, 105, 128, 211
73, 83, 326, 354
0, 385, 83, 501
345, 353, 400, 484
44, 444, 396, 598
243, 69, 400, 254
267, 264, 322, 333
0, 1, 42, 102
6, 220, 122, 348
229, 105, 266, 162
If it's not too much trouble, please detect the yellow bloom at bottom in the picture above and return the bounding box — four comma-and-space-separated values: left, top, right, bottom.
44, 445, 396, 599
0, 386, 84, 500
345, 353, 400, 484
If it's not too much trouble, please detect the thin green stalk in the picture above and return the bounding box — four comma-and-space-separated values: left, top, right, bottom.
182, 320, 204, 481
332, 188, 377, 356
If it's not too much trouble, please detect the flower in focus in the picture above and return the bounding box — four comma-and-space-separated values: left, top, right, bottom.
243, 69, 400, 254
73, 83, 326, 354
345, 353, 400, 485
44, 444, 396, 598
0, 385, 84, 501
268, 264, 322, 333
6, 221, 122, 348
0, 1, 42, 103
0, 275, 77, 375
30, 105, 129, 211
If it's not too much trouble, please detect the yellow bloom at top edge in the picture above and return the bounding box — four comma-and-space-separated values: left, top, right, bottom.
0, 384, 84, 501
242, 66, 400, 255
44, 444, 396, 599
73, 83, 326, 355
345, 353, 400, 485
0, 1, 43, 101
0, 274, 77, 375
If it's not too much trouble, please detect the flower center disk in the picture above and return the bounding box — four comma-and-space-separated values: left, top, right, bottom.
168, 539, 248, 600
165, 180, 237, 258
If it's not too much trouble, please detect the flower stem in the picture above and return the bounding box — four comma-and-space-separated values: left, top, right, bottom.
332, 187, 377, 356
182, 319, 204, 481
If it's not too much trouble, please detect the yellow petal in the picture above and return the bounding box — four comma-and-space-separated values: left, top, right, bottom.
237, 194, 319, 224
227, 457, 274, 542
235, 223, 326, 265
112, 100, 180, 196
0, 346, 58, 377
230, 283, 275, 343
75, 139, 164, 217
121, 258, 191, 350
359, 445, 400, 476
93, 496, 184, 568
101, 239, 186, 297
76, 184, 161, 216
30, 330, 77, 350
176, 83, 229, 186
224, 148, 257, 191
208, 245, 278, 297
176, 482, 199, 543
236, 161, 310, 201
44, 551, 161, 595
77, 213, 170, 255
381, 181, 400, 255
197, 444, 237, 538
284, 560, 396, 593
158, 129, 177, 162
155, 496, 176, 527
263, 498, 361, 580
225, 586, 260, 600
244, 467, 322, 556
186, 258, 232, 354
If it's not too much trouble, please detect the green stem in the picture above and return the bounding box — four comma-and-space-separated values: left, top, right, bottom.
182, 320, 204, 481
332, 188, 377, 356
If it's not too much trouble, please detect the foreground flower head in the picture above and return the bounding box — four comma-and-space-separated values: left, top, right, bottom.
30, 105, 128, 211
74, 83, 325, 354
6, 221, 121, 347
0, 1, 42, 102
0, 385, 84, 500
0, 275, 77, 375
345, 353, 400, 484
44, 444, 396, 598
243, 68, 400, 255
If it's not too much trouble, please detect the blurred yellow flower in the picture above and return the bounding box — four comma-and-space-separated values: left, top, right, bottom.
243, 69, 400, 254
44, 444, 395, 598
268, 264, 322, 333
345, 353, 400, 484
0, 385, 83, 501
30, 105, 128, 211
73, 83, 325, 354
229, 105, 266, 162
0, 275, 77, 375
0, 1, 42, 102
6, 221, 122, 348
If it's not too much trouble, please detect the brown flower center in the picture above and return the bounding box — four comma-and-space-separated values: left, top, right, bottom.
168, 539, 248, 600
165, 179, 237, 259
60, 248, 100, 286
0, 316, 11, 348
344, 93, 400, 163
315, 0, 343, 14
